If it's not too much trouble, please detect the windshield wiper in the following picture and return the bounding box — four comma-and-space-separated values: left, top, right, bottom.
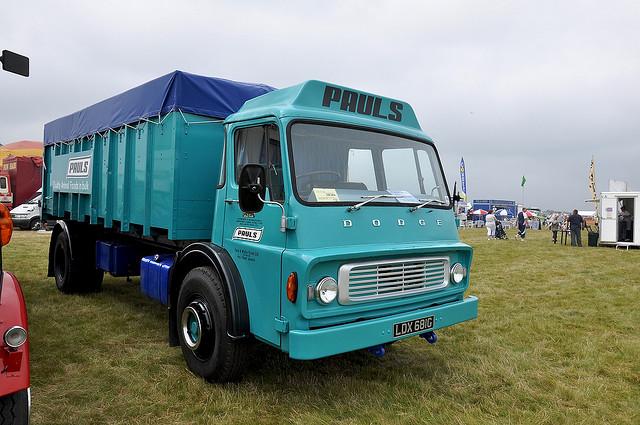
409, 198, 448, 212
347, 194, 404, 212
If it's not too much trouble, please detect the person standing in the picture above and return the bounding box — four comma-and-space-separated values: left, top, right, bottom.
485, 210, 496, 240
550, 213, 560, 244
619, 206, 632, 241
568, 209, 584, 246
517, 208, 527, 240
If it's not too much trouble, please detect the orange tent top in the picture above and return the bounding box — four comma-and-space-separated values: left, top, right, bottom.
0, 141, 43, 161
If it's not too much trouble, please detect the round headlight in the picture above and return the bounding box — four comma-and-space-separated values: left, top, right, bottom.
315, 277, 338, 304
450, 263, 467, 284
4, 326, 27, 349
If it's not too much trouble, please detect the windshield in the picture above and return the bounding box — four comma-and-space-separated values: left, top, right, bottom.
289, 123, 450, 207
28, 194, 41, 204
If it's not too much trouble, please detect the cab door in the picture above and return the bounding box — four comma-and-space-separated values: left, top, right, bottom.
222, 122, 286, 346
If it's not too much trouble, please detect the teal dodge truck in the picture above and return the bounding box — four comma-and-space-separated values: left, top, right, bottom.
43, 71, 477, 382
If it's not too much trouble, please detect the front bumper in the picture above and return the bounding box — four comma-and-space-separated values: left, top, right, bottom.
288, 295, 478, 360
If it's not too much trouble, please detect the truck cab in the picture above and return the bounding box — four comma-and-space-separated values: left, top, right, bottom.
215, 81, 476, 359
10, 191, 41, 230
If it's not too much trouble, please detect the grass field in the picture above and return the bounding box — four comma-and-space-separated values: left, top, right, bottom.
4, 228, 639, 424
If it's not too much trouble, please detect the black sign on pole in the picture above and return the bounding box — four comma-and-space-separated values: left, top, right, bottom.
0, 50, 29, 77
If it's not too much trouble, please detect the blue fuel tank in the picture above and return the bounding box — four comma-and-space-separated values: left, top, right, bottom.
140, 254, 174, 305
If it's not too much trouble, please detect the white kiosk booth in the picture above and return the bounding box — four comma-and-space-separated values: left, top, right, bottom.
600, 191, 639, 248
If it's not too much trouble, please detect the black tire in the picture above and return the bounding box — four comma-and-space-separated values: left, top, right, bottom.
87, 268, 104, 292
53, 231, 103, 293
0, 389, 29, 425
177, 266, 247, 383
28, 218, 39, 231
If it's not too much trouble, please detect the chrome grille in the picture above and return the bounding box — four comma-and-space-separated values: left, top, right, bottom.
337, 257, 449, 304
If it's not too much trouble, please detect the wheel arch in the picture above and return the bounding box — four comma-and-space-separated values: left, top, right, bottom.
47, 220, 72, 277
168, 242, 249, 346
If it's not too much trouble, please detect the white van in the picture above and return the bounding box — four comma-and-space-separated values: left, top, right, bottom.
10, 191, 41, 230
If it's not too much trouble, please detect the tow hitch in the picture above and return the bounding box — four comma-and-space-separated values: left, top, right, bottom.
367, 344, 386, 358
420, 331, 437, 344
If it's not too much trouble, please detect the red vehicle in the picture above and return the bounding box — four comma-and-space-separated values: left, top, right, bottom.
0, 156, 43, 210
0, 173, 11, 207
0, 204, 30, 424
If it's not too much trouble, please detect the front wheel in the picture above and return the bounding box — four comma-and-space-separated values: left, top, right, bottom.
0, 389, 29, 425
177, 267, 247, 383
28, 218, 39, 231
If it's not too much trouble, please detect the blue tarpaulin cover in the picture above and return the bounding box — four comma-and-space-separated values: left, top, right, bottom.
44, 70, 274, 145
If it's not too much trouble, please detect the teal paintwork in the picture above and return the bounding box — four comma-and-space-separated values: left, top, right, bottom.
288, 296, 478, 360
219, 81, 476, 356
44, 79, 477, 359
43, 113, 222, 240
227, 80, 422, 130
221, 118, 286, 346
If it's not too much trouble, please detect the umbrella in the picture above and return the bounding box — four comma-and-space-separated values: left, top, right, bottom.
471, 209, 488, 215
497, 209, 509, 217
525, 210, 537, 217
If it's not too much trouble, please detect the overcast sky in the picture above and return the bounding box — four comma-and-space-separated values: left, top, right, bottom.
1, 1, 638, 211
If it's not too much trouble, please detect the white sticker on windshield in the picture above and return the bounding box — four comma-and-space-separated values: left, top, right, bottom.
387, 190, 419, 203
312, 188, 339, 202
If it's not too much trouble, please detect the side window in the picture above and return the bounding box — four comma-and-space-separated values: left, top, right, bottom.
234, 124, 284, 202
0, 177, 6, 190
347, 149, 378, 190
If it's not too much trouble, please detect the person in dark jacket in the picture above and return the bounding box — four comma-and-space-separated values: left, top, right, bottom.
568, 209, 584, 246
517, 208, 527, 240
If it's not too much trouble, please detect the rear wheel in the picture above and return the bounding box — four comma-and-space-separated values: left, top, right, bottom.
53, 230, 103, 293
0, 389, 29, 425
177, 267, 247, 383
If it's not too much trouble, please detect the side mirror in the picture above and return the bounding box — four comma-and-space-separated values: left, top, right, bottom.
38, 199, 42, 208
239, 164, 266, 213
451, 181, 462, 203
1, 50, 29, 77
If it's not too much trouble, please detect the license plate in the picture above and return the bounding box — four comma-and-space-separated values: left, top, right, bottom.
393, 315, 434, 337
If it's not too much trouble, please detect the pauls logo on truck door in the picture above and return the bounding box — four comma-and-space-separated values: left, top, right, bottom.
66, 156, 91, 178
232, 227, 264, 242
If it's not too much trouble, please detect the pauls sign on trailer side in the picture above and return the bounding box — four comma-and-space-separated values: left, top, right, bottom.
42, 71, 477, 382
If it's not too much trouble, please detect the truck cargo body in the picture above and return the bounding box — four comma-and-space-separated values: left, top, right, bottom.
1, 156, 42, 209
43, 71, 477, 383
43, 113, 222, 241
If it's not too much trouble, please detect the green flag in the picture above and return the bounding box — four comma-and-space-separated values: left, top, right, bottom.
521, 176, 526, 187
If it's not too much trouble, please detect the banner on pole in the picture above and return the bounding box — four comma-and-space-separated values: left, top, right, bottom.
521, 175, 526, 187
588, 157, 597, 200
459, 157, 467, 196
